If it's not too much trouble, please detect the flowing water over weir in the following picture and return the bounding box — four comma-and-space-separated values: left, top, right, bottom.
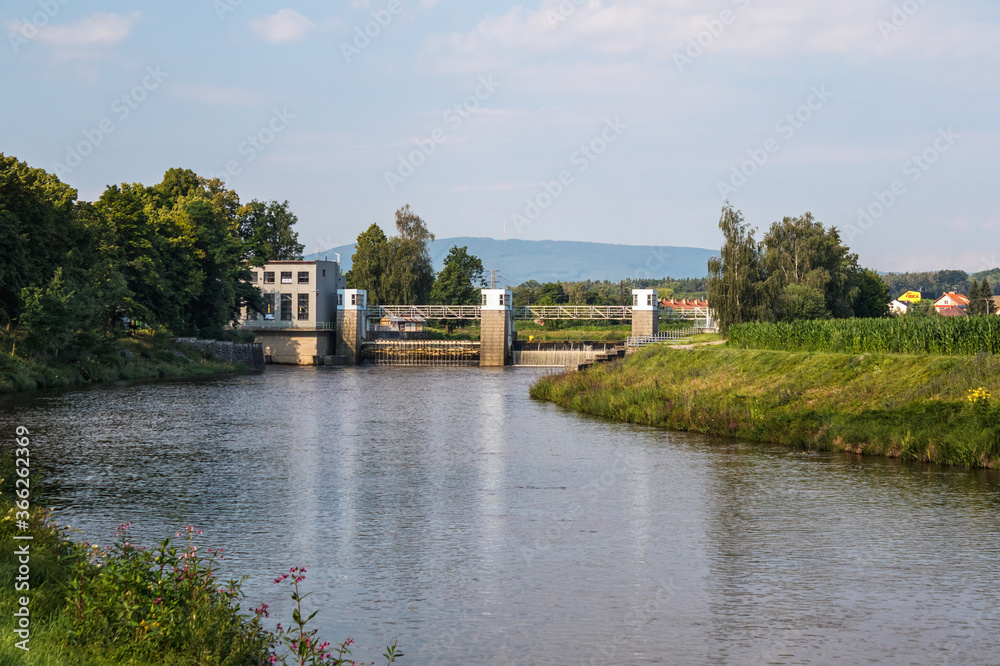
512, 341, 623, 367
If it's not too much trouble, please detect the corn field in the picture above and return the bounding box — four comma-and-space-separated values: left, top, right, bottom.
727, 317, 1000, 355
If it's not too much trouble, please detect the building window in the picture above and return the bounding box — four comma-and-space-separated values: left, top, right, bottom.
338, 293, 344, 306
263, 293, 275, 319
251, 271, 258, 284
351, 294, 358, 306
280, 293, 292, 320
647, 294, 653, 306
633, 294, 638, 306
499, 294, 505, 306
298, 271, 310, 284
281, 271, 293, 284
298, 294, 309, 320
482, 293, 487, 306
322, 269, 326, 277
264, 271, 275, 284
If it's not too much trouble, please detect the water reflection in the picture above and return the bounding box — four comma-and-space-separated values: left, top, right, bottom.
1, 368, 998, 664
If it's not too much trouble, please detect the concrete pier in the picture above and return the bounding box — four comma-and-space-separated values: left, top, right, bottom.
631, 289, 659, 338
336, 289, 367, 365
480, 288, 514, 366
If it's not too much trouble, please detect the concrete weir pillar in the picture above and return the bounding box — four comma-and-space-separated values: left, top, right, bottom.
480, 288, 514, 367
631, 289, 659, 339
336, 289, 367, 365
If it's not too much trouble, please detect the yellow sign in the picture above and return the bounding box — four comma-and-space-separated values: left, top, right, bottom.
898, 291, 923, 303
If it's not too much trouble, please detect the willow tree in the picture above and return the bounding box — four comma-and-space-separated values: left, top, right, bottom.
707, 204, 767, 333
382, 205, 435, 304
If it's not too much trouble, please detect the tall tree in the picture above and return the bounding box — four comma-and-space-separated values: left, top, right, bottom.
382, 205, 436, 304
237, 199, 304, 264
968, 278, 994, 316
762, 213, 859, 318
707, 204, 768, 332
0, 154, 84, 324
345, 223, 389, 304
852, 268, 891, 318
430, 246, 485, 305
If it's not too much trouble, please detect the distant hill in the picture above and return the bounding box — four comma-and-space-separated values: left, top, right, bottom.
305, 237, 717, 285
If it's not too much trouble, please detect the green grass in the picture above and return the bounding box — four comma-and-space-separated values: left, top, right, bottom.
0, 334, 245, 394
531, 345, 1000, 468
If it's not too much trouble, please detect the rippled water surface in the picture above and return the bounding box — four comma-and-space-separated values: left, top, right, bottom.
3, 366, 1000, 664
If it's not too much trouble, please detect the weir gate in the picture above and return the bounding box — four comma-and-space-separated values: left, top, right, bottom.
242, 288, 713, 367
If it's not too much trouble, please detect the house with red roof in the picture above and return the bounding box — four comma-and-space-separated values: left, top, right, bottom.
933, 292, 969, 314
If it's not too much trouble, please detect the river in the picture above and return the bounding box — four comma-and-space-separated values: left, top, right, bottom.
2, 366, 999, 664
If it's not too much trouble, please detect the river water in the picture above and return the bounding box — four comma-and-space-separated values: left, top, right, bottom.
2, 367, 999, 664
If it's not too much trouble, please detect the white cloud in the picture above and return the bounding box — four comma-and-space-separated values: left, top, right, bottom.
4, 12, 140, 48
419, 0, 998, 73
250, 9, 315, 44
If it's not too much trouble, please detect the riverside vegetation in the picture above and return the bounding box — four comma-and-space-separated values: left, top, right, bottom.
0, 462, 403, 665
0, 332, 250, 394
531, 320, 1000, 469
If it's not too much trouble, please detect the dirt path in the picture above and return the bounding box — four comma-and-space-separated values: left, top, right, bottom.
670, 339, 727, 351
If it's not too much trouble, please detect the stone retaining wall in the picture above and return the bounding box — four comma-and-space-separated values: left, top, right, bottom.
174, 338, 265, 371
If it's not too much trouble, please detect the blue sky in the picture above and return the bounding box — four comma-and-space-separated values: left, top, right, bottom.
2, 0, 998, 273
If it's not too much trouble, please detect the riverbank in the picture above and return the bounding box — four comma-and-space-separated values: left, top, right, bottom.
0, 335, 248, 394
530, 345, 1000, 468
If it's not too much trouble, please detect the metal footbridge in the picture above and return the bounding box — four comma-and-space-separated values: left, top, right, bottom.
368, 305, 712, 322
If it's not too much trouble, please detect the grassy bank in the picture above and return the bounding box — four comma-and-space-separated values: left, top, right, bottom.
0, 334, 245, 394
531, 345, 1000, 468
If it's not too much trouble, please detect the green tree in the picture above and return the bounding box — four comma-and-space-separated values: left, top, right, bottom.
345, 223, 389, 303
430, 246, 485, 305
19, 268, 101, 361
237, 199, 304, 264
0, 154, 83, 324
852, 268, 890, 318
536, 282, 568, 305
707, 204, 768, 333
762, 213, 859, 318
382, 205, 435, 304
968, 278, 995, 316
83, 183, 165, 326
773, 284, 829, 322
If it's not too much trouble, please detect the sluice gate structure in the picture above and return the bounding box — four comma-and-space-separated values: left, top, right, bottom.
363, 340, 480, 366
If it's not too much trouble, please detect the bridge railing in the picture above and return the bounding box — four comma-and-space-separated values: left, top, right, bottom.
238, 320, 337, 331
516, 305, 632, 320
627, 328, 697, 348
365, 304, 716, 323
368, 305, 482, 320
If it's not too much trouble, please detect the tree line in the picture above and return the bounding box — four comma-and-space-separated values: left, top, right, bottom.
881, 269, 999, 301
707, 204, 890, 332
511, 277, 708, 306
1, 154, 303, 360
